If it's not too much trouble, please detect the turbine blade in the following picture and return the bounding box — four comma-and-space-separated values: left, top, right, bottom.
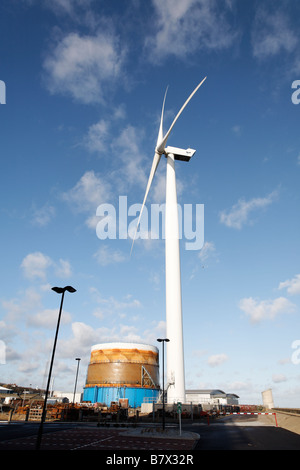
157, 86, 168, 147
130, 151, 161, 254
156, 76, 207, 153
130, 88, 168, 254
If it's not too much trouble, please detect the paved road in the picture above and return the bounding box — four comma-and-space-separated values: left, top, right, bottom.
1, 415, 300, 451
188, 414, 300, 450
0, 421, 79, 440
0, 422, 196, 451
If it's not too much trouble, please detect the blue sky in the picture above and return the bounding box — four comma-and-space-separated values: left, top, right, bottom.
1, 0, 300, 407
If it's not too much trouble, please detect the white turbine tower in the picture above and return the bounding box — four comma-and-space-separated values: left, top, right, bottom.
132, 77, 207, 403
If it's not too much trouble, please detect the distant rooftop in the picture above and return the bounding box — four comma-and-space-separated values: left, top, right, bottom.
0, 386, 13, 393
186, 389, 239, 398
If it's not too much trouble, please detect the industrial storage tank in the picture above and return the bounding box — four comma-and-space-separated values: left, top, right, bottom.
262, 389, 274, 409
83, 342, 160, 408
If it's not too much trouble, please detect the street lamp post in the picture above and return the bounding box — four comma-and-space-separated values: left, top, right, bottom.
36, 286, 76, 450
73, 357, 81, 403
157, 338, 169, 431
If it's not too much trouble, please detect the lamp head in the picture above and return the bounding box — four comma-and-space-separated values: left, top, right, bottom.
65, 286, 76, 293
52, 287, 64, 294
52, 286, 76, 294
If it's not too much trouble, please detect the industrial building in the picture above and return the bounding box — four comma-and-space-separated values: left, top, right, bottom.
0, 386, 13, 395
185, 389, 239, 407
83, 342, 160, 408
52, 391, 82, 404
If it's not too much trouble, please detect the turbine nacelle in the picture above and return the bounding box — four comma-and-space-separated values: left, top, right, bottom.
164, 146, 196, 162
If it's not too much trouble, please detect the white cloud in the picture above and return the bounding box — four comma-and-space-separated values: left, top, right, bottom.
20, 252, 72, 281
118, 324, 141, 343
83, 119, 110, 154
272, 374, 287, 384
63, 123, 149, 226
62, 170, 112, 214
44, 0, 92, 17
93, 245, 126, 266
227, 381, 252, 392
63, 123, 153, 229
27, 308, 72, 329
198, 241, 216, 262
31, 203, 56, 227
80, 119, 147, 218
252, 8, 298, 59
85, 214, 101, 230
146, 0, 237, 62
190, 241, 216, 279
68, 321, 100, 348
142, 320, 167, 345
219, 190, 277, 229
90, 287, 142, 317
82, 107, 126, 156
57, 321, 113, 359
21, 252, 53, 280
239, 296, 296, 324
192, 349, 207, 358
43, 31, 125, 104
114, 125, 147, 189
208, 353, 228, 367
2, 287, 42, 321
18, 361, 40, 375
57, 318, 162, 360
278, 274, 300, 296
55, 259, 72, 278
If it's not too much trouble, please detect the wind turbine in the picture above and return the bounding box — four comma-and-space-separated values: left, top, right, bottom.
132, 77, 207, 403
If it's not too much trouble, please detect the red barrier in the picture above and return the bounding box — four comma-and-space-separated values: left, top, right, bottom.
219, 411, 278, 427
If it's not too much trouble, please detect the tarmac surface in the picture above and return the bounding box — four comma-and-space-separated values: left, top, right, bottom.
0, 423, 199, 451
1, 412, 300, 452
